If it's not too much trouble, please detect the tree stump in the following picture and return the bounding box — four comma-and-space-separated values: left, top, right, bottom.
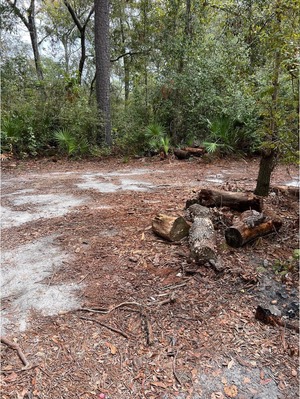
152, 214, 190, 242
192, 188, 263, 212
189, 217, 217, 263
225, 210, 282, 248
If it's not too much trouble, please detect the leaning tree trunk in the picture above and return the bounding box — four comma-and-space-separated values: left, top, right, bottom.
95, 0, 112, 146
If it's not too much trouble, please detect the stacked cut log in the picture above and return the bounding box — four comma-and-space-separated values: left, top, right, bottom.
225, 210, 282, 248
152, 214, 190, 242
188, 188, 263, 212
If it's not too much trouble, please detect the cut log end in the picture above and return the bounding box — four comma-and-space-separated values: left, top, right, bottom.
225, 211, 283, 248
152, 214, 190, 242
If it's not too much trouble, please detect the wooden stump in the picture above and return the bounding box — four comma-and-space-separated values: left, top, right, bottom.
225, 210, 282, 248
194, 188, 263, 212
152, 214, 190, 242
189, 217, 217, 263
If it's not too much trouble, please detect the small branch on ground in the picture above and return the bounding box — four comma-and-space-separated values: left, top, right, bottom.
79, 316, 129, 339
79, 301, 144, 314
1, 336, 30, 369
172, 350, 182, 386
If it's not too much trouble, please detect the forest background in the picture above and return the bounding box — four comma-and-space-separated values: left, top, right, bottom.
1, 1, 299, 188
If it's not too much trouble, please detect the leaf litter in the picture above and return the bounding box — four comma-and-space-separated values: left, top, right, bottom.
1, 156, 299, 398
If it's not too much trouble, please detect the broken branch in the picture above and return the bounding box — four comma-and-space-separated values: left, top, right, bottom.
1, 336, 30, 368
79, 316, 129, 339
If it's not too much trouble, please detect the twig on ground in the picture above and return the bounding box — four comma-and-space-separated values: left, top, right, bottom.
77, 272, 92, 284
79, 301, 144, 314
79, 316, 129, 339
172, 350, 182, 386
141, 313, 154, 345
1, 336, 30, 369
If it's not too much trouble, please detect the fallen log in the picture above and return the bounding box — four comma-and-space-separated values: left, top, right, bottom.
181, 147, 205, 157
189, 217, 217, 263
225, 210, 282, 248
173, 148, 190, 160
185, 203, 211, 222
193, 188, 263, 212
271, 185, 299, 198
152, 214, 190, 242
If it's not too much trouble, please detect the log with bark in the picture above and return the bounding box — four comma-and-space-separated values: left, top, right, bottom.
173, 148, 190, 160
188, 217, 218, 264
152, 214, 190, 242
187, 188, 263, 212
181, 147, 206, 157
173, 147, 206, 159
225, 210, 282, 248
185, 203, 211, 222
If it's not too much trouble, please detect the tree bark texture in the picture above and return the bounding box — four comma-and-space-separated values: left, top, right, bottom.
225, 210, 282, 248
95, 0, 112, 146
188, 217, 217, 263
152, 214, 190, 242
192, 188, 263, 212
254, 150, 277, 197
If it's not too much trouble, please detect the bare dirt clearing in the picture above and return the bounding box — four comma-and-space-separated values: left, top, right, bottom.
1, 156, 299, 399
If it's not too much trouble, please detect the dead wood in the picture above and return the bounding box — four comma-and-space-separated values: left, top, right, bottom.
225, 210, 282, 248
79, 301, 144, 314
188, 217, 217, 263
255, 306, 299, 333
191, 188, 263, 212
141, 313, 154, 345
1, 336, 30, 368
173, 149, 190, 160
181, 147, 205, 157
152, 214, 190, 242
185, 203, 211, 222
271, 185, 300, 198
79, 316, 129, 338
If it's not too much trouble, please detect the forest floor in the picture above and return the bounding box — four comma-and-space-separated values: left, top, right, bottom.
1, 155, 299, 399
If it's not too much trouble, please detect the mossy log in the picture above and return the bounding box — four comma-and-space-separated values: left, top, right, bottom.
152, 214, 190, 242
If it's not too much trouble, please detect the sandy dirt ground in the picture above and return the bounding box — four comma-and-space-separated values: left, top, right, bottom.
1, 156, 299, 399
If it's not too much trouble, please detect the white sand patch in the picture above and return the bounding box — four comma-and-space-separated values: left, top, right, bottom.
1, 235, 81, 333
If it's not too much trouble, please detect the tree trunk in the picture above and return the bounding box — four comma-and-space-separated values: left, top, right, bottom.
119, 16, 130, 104
63, 1, 94, 85
5, 0, 43, 81
28, 3, 44, 81
254, 150, 277, 196
152, 214, 190, 242
95, 0, 112, 146
254, 6, 281, 197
